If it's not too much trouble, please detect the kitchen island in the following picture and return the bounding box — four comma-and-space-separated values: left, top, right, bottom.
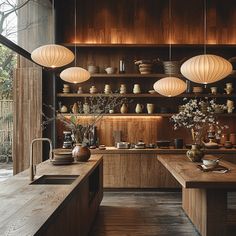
91, 147, 236, 188
0, 155, 103, 236
158, 154, 236, 236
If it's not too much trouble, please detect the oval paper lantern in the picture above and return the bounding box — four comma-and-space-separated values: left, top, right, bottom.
31, 44, 74, 68
153, 77, 187, 97
180, 54, 232, 84
60, 67, 90, 84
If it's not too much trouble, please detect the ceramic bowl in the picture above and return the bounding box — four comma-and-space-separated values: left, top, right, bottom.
105, 67, 117, 74
202, 159, 219, 169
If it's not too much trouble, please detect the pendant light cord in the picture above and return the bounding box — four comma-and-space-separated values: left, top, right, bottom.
74, 0, 77, 66
204, 0, 207, 54
169, 0, 172, 76
52, 0, 55, 43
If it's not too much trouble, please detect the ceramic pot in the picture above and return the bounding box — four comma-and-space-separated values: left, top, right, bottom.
186, 144, 204, 162
72, 143, 91, 162
120, 103, 128, 114
71, 102, 79, 114
60, 105, 68, 113
146, 103, 154, 114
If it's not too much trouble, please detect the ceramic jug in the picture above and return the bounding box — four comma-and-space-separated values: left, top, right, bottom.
135, 103, 143, 113
120, 103, 128, 114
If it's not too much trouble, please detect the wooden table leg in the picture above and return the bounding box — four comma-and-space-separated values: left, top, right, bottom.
182, 188, 227, 236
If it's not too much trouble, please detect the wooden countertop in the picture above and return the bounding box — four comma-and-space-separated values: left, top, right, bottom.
0, 155, 103, 236
90, 146, 236, 154
158, 154, 236, 189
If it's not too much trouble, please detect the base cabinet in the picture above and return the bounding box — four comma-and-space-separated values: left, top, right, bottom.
41, 162, 103, 236
103, 154, 180, 188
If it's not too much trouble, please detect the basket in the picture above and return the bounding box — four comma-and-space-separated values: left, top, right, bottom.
163, 61, 181, 75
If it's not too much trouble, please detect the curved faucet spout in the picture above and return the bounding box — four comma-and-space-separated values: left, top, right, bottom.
30, 138, 53, 181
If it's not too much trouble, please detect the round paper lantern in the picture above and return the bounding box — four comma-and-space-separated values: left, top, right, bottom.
180, 54, 232, 84
153, 77, 187, 97
60, 67, 90, 84
31, 44, 74, 68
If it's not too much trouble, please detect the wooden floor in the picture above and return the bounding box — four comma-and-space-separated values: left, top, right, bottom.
89, 191, 236, 236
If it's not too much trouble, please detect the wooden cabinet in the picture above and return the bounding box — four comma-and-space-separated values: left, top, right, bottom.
42, 162, 103, 236
140, 154, 180, 188
103, 153, 180, 188
120, 154, 141, 188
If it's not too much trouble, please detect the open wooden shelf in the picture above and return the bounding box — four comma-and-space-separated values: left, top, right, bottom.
63, 43, 236, 49
58, 113, 236, 117
57, 93, 236, 98
90, 73, 183, 78
88, 73, 236, 79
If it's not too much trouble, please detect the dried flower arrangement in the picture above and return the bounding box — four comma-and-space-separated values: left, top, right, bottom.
42, 94, 127, 146
171, 98, 228, 144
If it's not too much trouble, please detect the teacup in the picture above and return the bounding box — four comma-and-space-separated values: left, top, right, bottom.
202, 159, 219, 169
105, 67, 117, 74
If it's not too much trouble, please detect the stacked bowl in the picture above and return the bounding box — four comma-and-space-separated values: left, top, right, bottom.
52, 151, 74, 165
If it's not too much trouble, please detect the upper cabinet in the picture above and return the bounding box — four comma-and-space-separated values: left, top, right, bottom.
55, 0, 236, 45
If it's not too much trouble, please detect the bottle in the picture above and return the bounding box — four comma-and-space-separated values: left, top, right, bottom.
186, 80, 191, 93
119, 59, 125, 74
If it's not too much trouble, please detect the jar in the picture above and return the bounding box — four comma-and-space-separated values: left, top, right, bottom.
63, 131, 73, 149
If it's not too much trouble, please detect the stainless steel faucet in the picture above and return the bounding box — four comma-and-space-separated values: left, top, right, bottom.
30, 138, 53, 181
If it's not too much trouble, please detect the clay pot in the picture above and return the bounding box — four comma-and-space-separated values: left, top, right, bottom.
186, 144, 204, 162
72, 143, 91, 162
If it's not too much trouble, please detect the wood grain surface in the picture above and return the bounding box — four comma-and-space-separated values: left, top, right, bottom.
0, 155, 102, 236
158, 154, 236, 188
13, 62, 42, 174
56, 0, 236, 45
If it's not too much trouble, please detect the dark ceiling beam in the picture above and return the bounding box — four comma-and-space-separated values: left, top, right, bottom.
0, 34, 32, 61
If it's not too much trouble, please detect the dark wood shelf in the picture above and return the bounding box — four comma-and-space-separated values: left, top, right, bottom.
89, 73, 183, 78
57, 93, 236, 98
89, 73, 236, 79
58, 113, 174, 117
57, 113, 236, 117
63, 43, 236, 49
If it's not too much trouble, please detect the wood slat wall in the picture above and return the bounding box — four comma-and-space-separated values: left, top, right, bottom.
57, 116, 236, 147
13, 61, 42, 174
56, 0, 236, 44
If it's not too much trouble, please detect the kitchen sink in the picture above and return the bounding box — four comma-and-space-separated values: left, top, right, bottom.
30, 175, 79, 185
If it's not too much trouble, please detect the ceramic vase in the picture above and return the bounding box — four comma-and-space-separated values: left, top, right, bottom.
186, 144, 204, 162
72, 143, 91, 162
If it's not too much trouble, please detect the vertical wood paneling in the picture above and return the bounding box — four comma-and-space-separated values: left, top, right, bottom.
13, 61, 42, 174
56, 0, 236, 44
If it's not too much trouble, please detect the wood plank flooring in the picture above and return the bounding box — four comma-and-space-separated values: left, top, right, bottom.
89, 191, 236, 236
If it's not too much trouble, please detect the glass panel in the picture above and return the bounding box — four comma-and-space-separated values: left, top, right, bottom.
0, 0, 52, 52
0, 43, 15, 181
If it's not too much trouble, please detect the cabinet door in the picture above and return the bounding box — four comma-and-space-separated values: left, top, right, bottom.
141, 154, 180, 188
103, 154, 122, 188
120, 154, 141, 188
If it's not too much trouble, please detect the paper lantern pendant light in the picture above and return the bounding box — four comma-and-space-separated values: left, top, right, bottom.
180, 54, 232, 85
60, 67, 90, 84
31, 44, 74, 68
153, 77, 187, 97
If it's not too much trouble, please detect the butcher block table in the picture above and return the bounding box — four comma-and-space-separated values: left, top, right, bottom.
158, 154, 236, 236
